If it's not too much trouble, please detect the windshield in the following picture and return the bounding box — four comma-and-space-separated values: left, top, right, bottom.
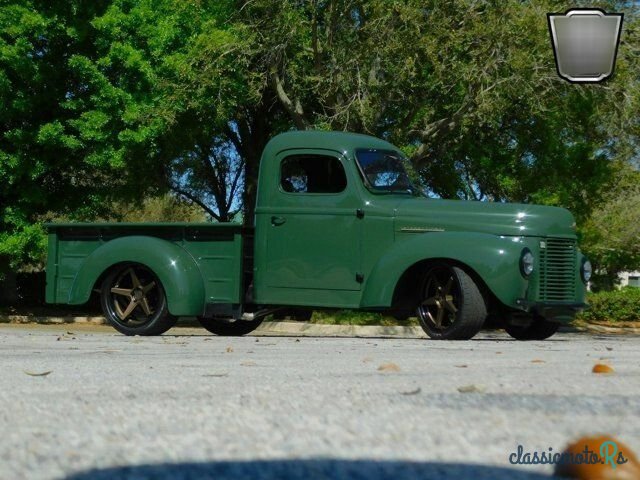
355, 149, 419, 195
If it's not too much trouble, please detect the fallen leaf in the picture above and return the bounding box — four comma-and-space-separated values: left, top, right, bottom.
203, 338, 212, 341
378, 363, 401, 372
457, 384, 486, 393
362, 357, 373, 363
24, 370, 52, 377
226, 346, 233, 353
241, 361, 257, 367
593, 363, 615, 374
66, 331, 74, 335
496, 352, 502, 355
605, 346, 613, 351
531, 359, 545, 364
400, 387, 421, 396
454, 364, 468, 368
555, 435, 640, 479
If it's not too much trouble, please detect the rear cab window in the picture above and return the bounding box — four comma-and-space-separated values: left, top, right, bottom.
280, 154, 347, 194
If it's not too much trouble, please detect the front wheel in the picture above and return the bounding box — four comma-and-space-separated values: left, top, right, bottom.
417, 265, 486, 340
505, 316, 560, 340
100, 264, 177, 336
198, 317, 264, 336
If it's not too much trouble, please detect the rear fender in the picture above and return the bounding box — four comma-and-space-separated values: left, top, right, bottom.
68, 236, 205, 316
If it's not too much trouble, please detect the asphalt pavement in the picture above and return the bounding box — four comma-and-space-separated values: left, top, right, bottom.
0, 324, 638, 480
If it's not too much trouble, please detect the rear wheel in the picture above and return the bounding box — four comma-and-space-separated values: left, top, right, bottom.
100, 264, 177, 336
505, 316, 560, 340
417, 265, 486, 340
198, 317, 264, 336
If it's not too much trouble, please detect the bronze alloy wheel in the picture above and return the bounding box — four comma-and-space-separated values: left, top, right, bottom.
417, 265, 486, 340
418, 266, 460, 331
100, 264, 177, 336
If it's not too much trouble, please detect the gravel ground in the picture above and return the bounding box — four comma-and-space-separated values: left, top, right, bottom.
0, 324, 638, 480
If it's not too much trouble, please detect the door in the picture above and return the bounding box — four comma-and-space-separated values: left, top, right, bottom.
265, 150, 362, 291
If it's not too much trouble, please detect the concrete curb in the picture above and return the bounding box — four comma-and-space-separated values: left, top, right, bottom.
569, 323, 640, 335
256, 321, 427, 338
0, 316, 426, 338
1, 315, 638, 336
0, 315, 106, 325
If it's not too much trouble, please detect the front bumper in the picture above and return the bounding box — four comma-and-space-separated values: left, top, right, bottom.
515, 298, 588, 320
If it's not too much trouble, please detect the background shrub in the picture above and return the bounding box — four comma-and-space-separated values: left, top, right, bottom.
577, 287, 640, 323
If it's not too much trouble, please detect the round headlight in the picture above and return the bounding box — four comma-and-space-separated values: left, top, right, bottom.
581, 258, 592, 283
520, 248, 534, 278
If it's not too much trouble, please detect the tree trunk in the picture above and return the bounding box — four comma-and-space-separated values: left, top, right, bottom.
239, 101, 273, 227
243, 150, 260, 226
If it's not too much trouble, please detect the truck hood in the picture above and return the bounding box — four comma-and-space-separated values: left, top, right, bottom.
394, 197, 576, 238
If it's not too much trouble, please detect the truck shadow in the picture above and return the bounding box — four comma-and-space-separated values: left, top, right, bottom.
162, 332, 573, 342
64, 458, 555, 480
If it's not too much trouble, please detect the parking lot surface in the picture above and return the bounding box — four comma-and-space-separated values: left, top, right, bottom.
0, 324, 638, 479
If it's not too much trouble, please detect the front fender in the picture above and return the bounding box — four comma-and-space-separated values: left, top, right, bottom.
361, 232, 527, 309
68, 236, 205, 316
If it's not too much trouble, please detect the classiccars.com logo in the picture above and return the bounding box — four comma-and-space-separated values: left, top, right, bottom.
509, 440, 629, 469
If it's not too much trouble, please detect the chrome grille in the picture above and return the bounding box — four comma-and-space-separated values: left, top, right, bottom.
539, 238, 577, 301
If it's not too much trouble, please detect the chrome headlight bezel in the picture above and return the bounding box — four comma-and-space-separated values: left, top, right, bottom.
520, 248, 534, 278
581, 257, 592, 283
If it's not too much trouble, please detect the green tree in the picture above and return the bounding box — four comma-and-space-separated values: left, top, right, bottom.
0, 1, 113, 273
580, 162, 640, 289
243, 0, 638, 221
2, 0, 639, 279
64, 0, 257, 221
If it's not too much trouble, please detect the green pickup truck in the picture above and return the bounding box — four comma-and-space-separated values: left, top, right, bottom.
46, 131, 589, 340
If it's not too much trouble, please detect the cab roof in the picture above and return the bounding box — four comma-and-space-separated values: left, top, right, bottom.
262, 130, 401, 159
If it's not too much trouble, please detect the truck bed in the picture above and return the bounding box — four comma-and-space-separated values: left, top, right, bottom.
45, 223, 245, 308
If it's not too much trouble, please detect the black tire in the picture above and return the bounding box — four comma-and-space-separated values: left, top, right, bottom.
100, 264, 177, 336
417, 265, 486, 340
505, 316, 560, 340
198, 317, 264, 336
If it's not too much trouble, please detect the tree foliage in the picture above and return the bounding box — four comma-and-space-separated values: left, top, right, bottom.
1, 0, 639, 285
580, 162, 640, 288
244, 0, 637, 219
0, 1, 114, 269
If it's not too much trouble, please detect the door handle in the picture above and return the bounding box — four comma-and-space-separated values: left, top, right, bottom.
271, 216, 286, 226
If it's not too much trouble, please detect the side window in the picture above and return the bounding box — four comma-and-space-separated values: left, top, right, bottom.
280, 154, 347, 194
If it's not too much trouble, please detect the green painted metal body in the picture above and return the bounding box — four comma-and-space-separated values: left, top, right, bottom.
46, 224, 242, 316
46, 131, 586, 319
